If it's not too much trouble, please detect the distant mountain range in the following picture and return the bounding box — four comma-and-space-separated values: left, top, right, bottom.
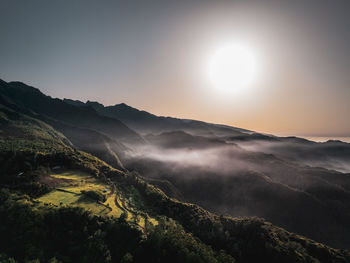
1, 78, 350, 262
63, 98, 250, 136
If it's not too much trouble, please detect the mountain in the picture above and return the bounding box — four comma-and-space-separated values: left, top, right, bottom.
65, 98, 350, 173
145, 130, 227, 149
0, 80, 143, 145
227, 135, 350, 173
125, 130, 350, 249
1, 98, 350, 263
64, 99, 250, 137
1, 79, 350, 262
0, 80, 145, 170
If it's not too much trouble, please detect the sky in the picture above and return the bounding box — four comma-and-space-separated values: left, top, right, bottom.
1, 0, 350, 136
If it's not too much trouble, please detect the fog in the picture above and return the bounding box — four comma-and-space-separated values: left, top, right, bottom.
123, 134, 350, 249
233, 139, 350, 173
129, 144, 252, 174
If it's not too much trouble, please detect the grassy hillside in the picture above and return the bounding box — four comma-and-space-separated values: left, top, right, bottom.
36, 169, 159, 228
0, 100, 235, 262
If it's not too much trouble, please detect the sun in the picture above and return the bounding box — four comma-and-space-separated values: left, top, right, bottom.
207, 42, 257, 92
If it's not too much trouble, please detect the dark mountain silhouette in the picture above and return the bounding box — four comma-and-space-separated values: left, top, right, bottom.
65, 99, 250, 136
0, 80, 144, 170
0, 81, 143, 145
225, 134, 350, 173
65, 98, 350, 173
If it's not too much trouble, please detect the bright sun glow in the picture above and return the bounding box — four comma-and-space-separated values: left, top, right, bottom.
208, 43, 258, 92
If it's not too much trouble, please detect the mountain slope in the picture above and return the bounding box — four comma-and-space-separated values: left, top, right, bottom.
125, 130, 350, 249
64, 99, 249, 136
1, 95, 349, 262
0, 79, 144, 170
0, 80, 143, 145
227, 135, 350, 173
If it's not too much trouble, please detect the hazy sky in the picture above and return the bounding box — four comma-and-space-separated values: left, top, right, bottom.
1, 0, 350, 136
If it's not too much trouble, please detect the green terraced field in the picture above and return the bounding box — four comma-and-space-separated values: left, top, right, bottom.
50, 171, 91, 180
38, 190, 80, 205
37, 170, 158, 228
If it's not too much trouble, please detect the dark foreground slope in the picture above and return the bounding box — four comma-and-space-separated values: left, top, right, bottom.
1, 91, 349, 262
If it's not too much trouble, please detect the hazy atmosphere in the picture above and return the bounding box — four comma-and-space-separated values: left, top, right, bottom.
1, 0, 350, 136
2, 1, 350, 262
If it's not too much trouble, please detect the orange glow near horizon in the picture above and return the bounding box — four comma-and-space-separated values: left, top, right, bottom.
2, 1, 349, 137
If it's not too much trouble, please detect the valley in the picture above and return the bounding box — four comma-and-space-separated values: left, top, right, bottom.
1, 79, 350, 262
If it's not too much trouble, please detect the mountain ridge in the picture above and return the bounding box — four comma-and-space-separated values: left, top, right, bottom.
63, 98, 250, 137
2, 94, 350, 262
0, 80, 143, 144
1, 79, 350, 262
